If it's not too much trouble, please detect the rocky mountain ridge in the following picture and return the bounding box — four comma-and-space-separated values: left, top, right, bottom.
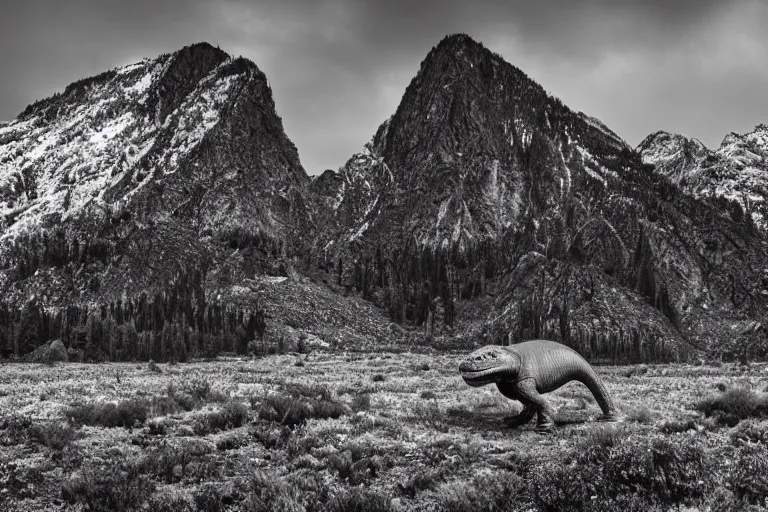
639, 126, 768, 228
312, 34, 768, 361
0, 43, 311, 307
0, 43, 317, 359
0, 35, 766, 362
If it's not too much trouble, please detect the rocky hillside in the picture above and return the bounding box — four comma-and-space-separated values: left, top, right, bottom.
314, 34, 768, 361
639, 126, 768, 229
0, 43, 313, 359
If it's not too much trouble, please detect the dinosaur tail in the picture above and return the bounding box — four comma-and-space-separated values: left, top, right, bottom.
577, 363, 620, 420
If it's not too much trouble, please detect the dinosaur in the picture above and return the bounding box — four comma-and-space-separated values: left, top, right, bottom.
459, 340, 621, 431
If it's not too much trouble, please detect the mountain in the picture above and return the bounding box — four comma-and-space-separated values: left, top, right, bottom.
314, 34, 768, 361
0, 43, 313, 359
639, 126, 768, 228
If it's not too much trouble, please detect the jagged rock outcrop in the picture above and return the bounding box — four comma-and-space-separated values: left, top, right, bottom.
314, 34, 768, 361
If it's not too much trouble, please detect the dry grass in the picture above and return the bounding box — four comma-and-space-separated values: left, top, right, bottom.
1, 355, 768, 510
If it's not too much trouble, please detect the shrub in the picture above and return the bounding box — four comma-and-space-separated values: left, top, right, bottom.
216, 433, 248, 451
182, 378, 227, 402
27, 422, 79, 450
243, 471, 307, 511
371, 374, 386, 382
325, 487, 392, 512
146, 419, 168, 436
0, 460, 44, 502
696, 387, 768, 425
731, 420, 768, 445
580, 425, 627, 449
398, 467, 449, 498
145, 492, 195, 512
61, 462, 154, 512
435, 471, 528, 512
531, 435, 707, 511
138, 442, 208, 484
0, 414, 33, 446
420, 390, 437, 400
194, 483, 239, 512
148, 360, 162, 373
626, 406, 655, 424
283, 383, 333, 401
194, 401, 249, 435
660, 418, 698, 434
66, 399, 150, 428
253, 388, 347, 428
728, 444, 768, 504
48, 340, 68, 363
325, 441, 394, 485
352, 393, 371, 411
251, 423, 293, 449
622, 366, 649, 378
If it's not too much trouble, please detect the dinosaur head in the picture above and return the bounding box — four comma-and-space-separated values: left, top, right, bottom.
459, 345, 520, 387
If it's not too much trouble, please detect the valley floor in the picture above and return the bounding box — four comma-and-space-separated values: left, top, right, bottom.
1, 353, 767, 511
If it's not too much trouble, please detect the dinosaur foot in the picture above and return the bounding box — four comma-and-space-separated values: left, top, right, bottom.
597, 412, 623, 423
504, 415, 532, 428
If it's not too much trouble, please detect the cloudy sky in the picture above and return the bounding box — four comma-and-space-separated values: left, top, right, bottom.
1, 0, 767, 174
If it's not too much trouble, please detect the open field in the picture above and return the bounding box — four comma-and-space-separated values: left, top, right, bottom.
2, 353, 768, 511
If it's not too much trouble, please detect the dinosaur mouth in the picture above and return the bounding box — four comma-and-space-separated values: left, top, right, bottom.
460, 366, 503, 386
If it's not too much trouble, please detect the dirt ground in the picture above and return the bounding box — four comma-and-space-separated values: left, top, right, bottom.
1, 353, 766, 511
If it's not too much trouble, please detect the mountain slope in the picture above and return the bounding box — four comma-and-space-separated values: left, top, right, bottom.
314, 34, 768, 361
639, 126, 768, 228
0, 43, 313, 359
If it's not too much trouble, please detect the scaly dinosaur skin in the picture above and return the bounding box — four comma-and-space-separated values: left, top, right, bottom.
459, 340, 621, 431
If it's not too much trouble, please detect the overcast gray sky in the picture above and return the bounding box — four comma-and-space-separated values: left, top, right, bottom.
1, 0, 766, 174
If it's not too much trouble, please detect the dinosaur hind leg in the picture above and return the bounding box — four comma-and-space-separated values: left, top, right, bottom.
504, 402, 535, 428
515, 379, 556, 433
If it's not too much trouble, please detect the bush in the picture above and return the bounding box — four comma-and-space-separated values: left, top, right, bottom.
626, 406, 654, 424
243, 471, 308, 512
253, 388, 347, 428
251, 423, 293, 449
371, 374, 386, 382
61, 463, 154, 512
0, 414, 33, 446
728, 444, 768, 504
531, 435, 707, 511
216, 433, 248, 451
398, 467, 449, 498
27, 422, 78, 450
325, 441, 394, 485
731, 420, 768, 445
352, 393, 371, 411
146, 419, 168, 436
325, 487, 392, 512
435, 471, 528, 512
145, 492, 195, 512
182, 378, 227, 403
420, 390, 437, 400
66, 399, 150, 428
660, 418, 699, 434
48, 340, 68, 363
148, 360, 162, 373
194, 483, 239, 512
696, 387, 768, 425
195, 401, 249, 435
